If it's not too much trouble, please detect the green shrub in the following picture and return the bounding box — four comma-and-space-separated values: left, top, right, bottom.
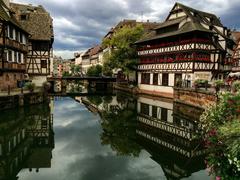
214, 80, 224, 87
232, 81, 240, 92
24, 82, 36, 92
200, 91, 240, 179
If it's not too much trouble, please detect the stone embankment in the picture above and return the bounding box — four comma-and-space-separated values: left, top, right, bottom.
0, 92, 47, 111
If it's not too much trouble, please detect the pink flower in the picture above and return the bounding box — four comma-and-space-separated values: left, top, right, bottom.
216, 176, 221, 180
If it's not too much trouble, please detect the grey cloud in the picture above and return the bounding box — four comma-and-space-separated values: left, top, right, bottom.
13, 0, 240, 58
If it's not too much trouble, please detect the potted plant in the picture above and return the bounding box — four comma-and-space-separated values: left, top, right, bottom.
24, 82, 36, 93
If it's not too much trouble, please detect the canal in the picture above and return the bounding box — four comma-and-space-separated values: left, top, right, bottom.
0, 91, 211, 180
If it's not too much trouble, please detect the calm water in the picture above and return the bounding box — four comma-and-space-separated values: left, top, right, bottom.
0, 92, 210, 180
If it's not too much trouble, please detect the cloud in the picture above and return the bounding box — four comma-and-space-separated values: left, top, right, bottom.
12, 0, 240, 59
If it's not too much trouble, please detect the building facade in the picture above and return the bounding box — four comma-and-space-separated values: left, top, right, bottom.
232, 32, 240, 72
11, 3, 54, 86
135, 3, 235, 96
0, 0, 29, 91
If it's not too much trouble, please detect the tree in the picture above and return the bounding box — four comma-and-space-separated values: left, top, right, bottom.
86, 65, 102, 77
102, 24, 144, 80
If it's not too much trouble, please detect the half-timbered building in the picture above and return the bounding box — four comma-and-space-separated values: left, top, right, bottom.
135, 3, 235, 96
232, 32, 240, 72
0, 0, 28, 91
11, 3, 54, 86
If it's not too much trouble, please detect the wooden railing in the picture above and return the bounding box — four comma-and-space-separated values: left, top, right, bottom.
0, 37, 28, 52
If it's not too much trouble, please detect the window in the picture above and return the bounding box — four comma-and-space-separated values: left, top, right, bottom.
174, 73, 182, 87
152, 106, 158, 118
8, 51, 13, 62
21, 14, 27, 20
18, 53, 21, 63
14, 51, 17, 62
162, 73, 169, 86
19, 32, 23, 43
161, 108, 168, 121
153, 73, 158, 85
140, 103, 149, 116
41, 60, 47, 68
9, 26, 13, 39
141, 73, 150, 84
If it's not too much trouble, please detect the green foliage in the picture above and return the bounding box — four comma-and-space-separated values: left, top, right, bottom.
70, 64, 81, 75
200, 91, 240, 178
87, 96, 103, 106
102, 24, 144, 78
232, 81, 240, 92
214, 80, 224, 86
86, 65, 102, 77
62, 71, 71, 77
24, 82, 36, 92
100, 103, 141, 157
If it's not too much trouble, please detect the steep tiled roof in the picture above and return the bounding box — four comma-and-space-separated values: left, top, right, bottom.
135, 3, 224, 44
10, 3, 53, 41
0, 1, 27, 32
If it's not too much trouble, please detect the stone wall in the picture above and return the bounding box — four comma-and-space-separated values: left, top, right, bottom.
0, 72, 24, 91
174, 88, 217, 109
0, 92, 47, 111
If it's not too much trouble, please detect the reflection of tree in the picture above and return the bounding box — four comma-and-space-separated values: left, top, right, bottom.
87, 96, 103, 106
100, 104, 141, 157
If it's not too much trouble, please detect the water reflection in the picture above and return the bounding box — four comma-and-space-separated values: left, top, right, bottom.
136, 95, 206, 179
83, 92, 207, 179
0, 92, 208, 180
0, 102, 54, 180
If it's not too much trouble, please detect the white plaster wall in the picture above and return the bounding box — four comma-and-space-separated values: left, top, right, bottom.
139, 84, 174, 94
31, 76, 47, 87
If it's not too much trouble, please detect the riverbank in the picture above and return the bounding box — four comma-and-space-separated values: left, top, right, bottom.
114, 83, 217, 109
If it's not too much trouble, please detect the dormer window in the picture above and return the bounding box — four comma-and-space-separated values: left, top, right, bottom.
21, 14, 27, 20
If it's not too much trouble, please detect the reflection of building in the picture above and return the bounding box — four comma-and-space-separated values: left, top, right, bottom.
136, 95, 206, 179
0, 102, 54, 179
135, 3, 235, 96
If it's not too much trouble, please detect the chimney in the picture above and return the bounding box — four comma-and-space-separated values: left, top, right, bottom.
3, 0, 10, 8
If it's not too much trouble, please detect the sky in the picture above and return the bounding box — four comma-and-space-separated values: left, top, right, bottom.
12, 0, 240, 59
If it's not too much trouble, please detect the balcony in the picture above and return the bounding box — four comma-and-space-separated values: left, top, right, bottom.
0, 37, 28, 52
0, 61, 26, 72
139, 57, 211, 64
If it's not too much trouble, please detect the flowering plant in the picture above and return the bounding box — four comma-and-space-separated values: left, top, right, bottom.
200, 91, 240, 179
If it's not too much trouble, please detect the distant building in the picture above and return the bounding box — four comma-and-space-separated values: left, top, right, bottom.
52, 56, 63, 77
135, 3, 235, 97
11, 2, 54, 86
81, 45, 103, 74
0, 0, 29, 91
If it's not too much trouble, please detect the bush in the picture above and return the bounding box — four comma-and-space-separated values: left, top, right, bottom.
214, 80, 224, 87
87, 65, 102, 77
232, 81, 240, 92
24, 82, 36, 92
200, 91, 240, 179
